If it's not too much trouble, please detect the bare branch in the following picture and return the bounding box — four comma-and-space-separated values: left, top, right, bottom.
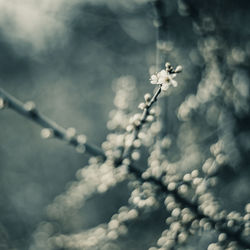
0, 88, 105, 158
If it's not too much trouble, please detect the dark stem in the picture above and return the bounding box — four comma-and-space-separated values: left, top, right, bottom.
122, 86, 162, 159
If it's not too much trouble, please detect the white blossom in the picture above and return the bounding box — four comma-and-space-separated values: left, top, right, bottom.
150, 63, 181, 91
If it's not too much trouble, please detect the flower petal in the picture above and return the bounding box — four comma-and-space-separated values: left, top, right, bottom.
161, 83, 169, 91
171, 80, 178, 87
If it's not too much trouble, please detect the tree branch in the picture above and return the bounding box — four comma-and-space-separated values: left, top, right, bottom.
0, 88, 105, 158
1, 87, 249, 248
122, 86, 162, 159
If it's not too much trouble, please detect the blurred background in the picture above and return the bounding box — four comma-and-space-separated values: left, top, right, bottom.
0, 0, 250, 249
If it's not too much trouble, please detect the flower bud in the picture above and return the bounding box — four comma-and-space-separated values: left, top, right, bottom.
41, 128, 54, 139
144, 93, 151, 102
175, 65, 183, 73
24, 101, 36, 112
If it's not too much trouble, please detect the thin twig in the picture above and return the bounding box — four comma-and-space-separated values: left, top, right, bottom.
122, 86, 162, 159
0, 88, 105, 158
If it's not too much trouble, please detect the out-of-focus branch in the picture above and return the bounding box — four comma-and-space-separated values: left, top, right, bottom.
130, 166, 250, 249
0, 88, 105, 158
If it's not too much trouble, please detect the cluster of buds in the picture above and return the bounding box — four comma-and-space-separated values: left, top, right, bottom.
129, 181, 159, 212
